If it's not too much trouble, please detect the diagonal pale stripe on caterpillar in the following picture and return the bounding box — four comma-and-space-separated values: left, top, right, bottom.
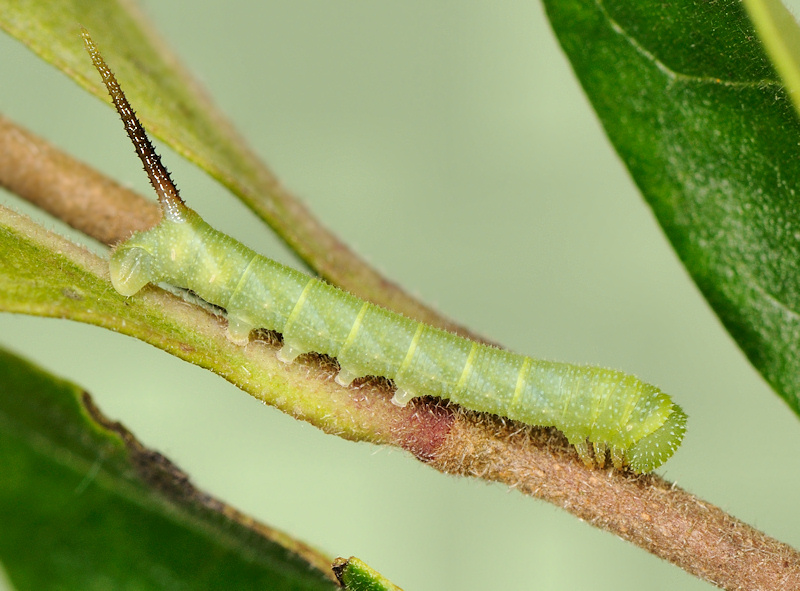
82, 29, 686, 474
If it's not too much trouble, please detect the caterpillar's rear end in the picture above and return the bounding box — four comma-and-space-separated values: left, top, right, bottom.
535, 365, 687, 473
393, 334, 687, 473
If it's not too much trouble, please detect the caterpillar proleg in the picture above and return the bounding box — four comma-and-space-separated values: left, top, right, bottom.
83, 30, 686, 473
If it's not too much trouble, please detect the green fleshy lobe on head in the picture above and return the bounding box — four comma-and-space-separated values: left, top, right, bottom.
109, 242, 155, 296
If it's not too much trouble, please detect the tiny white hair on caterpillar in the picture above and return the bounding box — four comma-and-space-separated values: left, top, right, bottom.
82, 28, 686, 474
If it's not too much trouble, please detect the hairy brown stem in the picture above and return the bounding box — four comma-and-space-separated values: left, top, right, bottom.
1, 113, 799, 590
0, 114, 159, 245
427, 414, 800, 591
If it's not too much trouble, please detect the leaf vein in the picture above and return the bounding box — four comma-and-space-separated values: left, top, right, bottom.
595, 0, 780, 90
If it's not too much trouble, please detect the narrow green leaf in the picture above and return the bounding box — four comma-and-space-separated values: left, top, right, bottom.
0, 345, 337, 590
331, 557, 404, 591
543, 0, 800, 416
744, 0, 800, 115
0, 0, 475, 337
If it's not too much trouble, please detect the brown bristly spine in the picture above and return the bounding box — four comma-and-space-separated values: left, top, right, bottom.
80, 27, 186, 223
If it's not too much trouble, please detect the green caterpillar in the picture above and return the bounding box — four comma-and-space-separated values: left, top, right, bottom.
83, 30, 686, 473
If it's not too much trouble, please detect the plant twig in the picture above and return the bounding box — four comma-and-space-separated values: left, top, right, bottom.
0, 114, 159, 245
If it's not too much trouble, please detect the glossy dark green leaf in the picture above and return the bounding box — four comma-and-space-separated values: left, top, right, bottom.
543, 0, 800, 416
0, 345, 337, 590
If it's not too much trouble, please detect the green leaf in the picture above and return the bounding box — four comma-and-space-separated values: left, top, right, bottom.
0, 0, 473, 336
331, 557, 404, 591
543, 0, 800, 416
0, 344, 337, 590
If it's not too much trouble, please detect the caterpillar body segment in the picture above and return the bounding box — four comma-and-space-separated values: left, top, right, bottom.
86, 30, 686, 474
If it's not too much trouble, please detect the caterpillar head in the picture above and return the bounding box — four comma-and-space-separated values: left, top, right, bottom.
109, 211, 203, 297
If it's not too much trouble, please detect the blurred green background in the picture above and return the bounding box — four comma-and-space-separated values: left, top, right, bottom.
2, 1, 800, 589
